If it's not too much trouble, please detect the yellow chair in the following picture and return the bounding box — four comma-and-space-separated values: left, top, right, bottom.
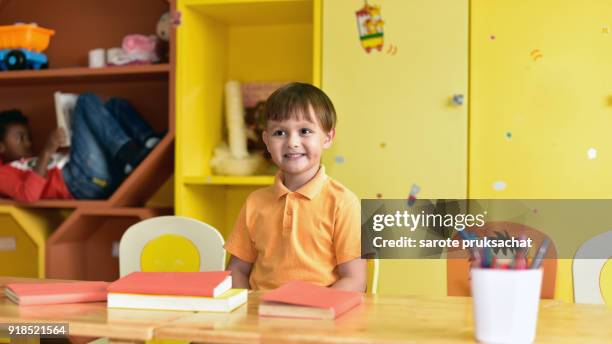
367, 258, 380, 294
119, 216, 225, 277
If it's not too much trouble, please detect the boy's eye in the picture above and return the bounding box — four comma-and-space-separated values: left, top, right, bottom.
301, 128, 313, 135
272, 130, 286, 136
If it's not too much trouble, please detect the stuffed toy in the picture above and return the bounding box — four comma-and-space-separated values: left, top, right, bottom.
106, 11, 170, 66
210, 80, 266, 175
156, 12, 170, 62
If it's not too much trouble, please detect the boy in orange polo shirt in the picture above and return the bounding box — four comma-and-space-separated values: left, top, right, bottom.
225, 82, 366, 292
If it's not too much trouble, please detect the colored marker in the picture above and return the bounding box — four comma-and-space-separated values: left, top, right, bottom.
482, 247, 493, 268
511, 234, 528, 270
458, 231, 481, 264
530, 238, 550, 269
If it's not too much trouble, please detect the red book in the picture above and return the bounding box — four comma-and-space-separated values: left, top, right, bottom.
259, 281, 364, 319
107, 271, 231, 297
5, 281, 109, 306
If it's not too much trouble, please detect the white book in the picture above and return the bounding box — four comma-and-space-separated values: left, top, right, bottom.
53, 91, 79, 147
107, 288, 248, 312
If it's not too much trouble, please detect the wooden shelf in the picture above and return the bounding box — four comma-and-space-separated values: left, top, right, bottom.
0, 64, 169, 84
0, 0, 175, 282
0, 199, 107, 209
183, 175, 274, 186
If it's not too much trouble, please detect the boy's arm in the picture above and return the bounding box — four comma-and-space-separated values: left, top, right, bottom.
331, 258, 366, 292
226, 255, 253, 289
33, 128, 65, 178
0, 165, 45, 202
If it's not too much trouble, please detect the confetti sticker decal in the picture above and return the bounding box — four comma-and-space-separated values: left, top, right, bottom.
355, 1, 385, 53
407, 183, 421, 207
386, 44, 397, 55
379, 142, 386, 148
530, 49, 543, 61
376, 193, 383, 199
335, 155, 345, 164
588, 147, 597, 160
603, 25, 610, 34
493, 181, 507, 191
490, 35, 496, 40
506, 132, 512, 139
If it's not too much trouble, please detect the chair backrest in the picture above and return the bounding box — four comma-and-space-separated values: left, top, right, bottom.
119, 216, 226, 277
573, 231, 612, 305
367, 258, 379, 294
447, 221, 557, 299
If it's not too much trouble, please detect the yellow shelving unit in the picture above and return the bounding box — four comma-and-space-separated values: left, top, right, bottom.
0, 206, 62, 278
176, 0, 320, 236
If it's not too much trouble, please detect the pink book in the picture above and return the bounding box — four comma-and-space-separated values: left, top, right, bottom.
5, 281, 109, 306
107, 271, 231, 297
259, 281, 364, 319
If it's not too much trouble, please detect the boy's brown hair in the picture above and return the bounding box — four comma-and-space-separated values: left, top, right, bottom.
264, 82, 336, 132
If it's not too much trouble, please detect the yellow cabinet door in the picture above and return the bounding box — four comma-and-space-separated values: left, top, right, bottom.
322, 0, 468, 296
471, 0, 612, 303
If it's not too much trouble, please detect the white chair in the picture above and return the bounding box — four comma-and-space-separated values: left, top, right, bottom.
573, 231, 612, 305
119, 216, 226, 277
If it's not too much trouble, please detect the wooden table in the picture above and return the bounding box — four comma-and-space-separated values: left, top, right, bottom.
0, 277, 187, 343
1, 277, 611, 343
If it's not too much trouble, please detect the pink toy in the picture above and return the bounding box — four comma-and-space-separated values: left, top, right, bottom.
120, 34, 159, 64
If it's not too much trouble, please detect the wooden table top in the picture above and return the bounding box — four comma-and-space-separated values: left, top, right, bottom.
155, 292, 612, 344
0, 277, 185, 341
1, 277, 611, 343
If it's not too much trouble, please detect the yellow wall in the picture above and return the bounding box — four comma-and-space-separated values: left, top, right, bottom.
470, 0, 612, 198
322, 0, 468, 296
470, 0, 612, 302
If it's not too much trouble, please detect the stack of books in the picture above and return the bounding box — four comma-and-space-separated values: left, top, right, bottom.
5, 281, 109, 306
107, 271, 247, 312
258, 281, 364, 320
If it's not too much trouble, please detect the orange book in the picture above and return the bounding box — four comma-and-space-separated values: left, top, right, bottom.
107, 271, 231, 297
5, 282, 109, 306
259, 281, 364, 319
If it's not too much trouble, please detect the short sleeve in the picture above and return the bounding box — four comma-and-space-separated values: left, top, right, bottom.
333, 195, 362, 265
225, 202, 258, 263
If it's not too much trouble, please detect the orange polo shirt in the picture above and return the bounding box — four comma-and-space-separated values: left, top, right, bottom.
225, 166, 361, 290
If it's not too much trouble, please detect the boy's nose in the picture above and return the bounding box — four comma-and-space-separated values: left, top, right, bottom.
287, 134, 300, 148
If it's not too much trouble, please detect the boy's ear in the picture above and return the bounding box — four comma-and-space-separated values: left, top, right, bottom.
262, 130, 270, 148
323, 129, 335, 149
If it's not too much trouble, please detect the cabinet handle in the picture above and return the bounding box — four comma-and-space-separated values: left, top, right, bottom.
452, 94, 464, 105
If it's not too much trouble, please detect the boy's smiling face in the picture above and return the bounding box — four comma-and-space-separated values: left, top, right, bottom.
0, 123, 33, 162
263, 107, 335, 181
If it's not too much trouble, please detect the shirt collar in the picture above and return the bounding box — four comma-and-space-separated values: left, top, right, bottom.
274, 165, 328, 200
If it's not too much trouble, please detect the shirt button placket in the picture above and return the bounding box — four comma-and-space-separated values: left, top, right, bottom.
283, 194, 295, 234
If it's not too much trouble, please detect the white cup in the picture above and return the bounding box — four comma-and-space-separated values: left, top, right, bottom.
471, 268, 543, 344
88, 48, 106, 68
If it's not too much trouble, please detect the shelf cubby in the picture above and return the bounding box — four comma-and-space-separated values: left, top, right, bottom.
175, 0, 320, 237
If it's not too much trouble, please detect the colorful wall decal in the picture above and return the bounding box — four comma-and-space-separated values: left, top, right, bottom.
530, 49, 543, 61
493, 181, 507, 191
355, 1, 385, 53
